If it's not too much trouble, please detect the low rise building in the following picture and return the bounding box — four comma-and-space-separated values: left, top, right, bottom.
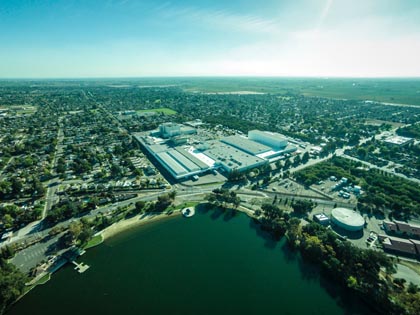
383, 135, 413, 146
383, 220, 420, 238
313, 213, 330, 226
379, 235, 418, 256
383, 221, 398, 233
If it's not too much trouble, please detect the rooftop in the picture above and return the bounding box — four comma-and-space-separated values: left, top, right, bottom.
203, 140, 266, 172
383, 135, 413, 146
331, 208, 364, 227
221, 135, 272, 155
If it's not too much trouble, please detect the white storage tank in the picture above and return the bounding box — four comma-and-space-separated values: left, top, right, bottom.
331, 208, 364, 231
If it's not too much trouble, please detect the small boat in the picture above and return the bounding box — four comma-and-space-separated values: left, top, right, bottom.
182, 207, 195, 218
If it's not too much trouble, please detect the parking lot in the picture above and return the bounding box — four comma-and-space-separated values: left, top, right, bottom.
11, 235, 61, 273
311, 177, 360, 203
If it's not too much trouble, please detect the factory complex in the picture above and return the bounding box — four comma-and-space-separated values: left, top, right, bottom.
134, 123, 297, 180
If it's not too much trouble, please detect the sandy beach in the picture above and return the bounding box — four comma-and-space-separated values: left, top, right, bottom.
101, 211, 183, 240
98, 203, 256, 241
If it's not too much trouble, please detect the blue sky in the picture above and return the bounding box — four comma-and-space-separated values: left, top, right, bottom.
1, 0, 420, 78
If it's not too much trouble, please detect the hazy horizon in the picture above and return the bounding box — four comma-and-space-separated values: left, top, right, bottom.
1, 75, 420, 81
2, 0, 420, 78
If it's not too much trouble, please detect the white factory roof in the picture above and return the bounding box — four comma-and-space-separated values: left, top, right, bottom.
383, 135, 413, 146
221, 135, 271, 155
188, 147, 215, 167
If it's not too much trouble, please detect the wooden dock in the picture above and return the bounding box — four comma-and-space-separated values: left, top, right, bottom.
71, 261, 90, 273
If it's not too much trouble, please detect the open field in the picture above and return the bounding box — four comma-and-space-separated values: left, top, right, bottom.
364, 119, 406, 128
180, 77, 420, 106
0, 105, 37, 114
83, 234, 104, 249
137, 107, 177, 115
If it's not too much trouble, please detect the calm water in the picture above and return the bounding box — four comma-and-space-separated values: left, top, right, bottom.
9, 209, 373, 315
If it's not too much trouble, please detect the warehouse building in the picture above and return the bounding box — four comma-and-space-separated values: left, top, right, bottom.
157, 122, 196, 139
221, 135, 272, 155
248, 130, 288, 149
133, 133, 210, 180
202, 140, 267, 173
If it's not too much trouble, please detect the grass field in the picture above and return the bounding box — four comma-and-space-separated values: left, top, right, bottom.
172, 202, 199, 211
180, 77, 420, 106
137, 107, 177, 115
83, 234, 104, 249
34, 273, 51, 285
0, 105, 37, 114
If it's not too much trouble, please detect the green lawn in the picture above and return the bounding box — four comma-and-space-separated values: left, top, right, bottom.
35, 273, 51, 285
83, 234, 104, 249
137, 107, 177, 115
24, 273, 51, 294
181, 77, 420, 106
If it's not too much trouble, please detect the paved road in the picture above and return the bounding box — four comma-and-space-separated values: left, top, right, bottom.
394, 264, 420, 286
42, 121, 64, 219
339, 153, 420, 185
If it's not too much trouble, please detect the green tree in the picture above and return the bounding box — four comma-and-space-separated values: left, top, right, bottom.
293, 155, 301, 167
135, 201, 146, 213
261, 203, 283, 220
2, 214, 13, 229
291, 200, 315, 216
10, 177, 22, 195
302, 152, 310, 163
0, 258, 27, 314
68, 221, 83, 243
0, 246, 15, 260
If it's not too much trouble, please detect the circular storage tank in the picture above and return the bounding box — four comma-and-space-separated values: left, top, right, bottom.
331, 208, 364, 231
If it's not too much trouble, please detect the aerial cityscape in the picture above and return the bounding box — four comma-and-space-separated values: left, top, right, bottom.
1, 1, 420, 315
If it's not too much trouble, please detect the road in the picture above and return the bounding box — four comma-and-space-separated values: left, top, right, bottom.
42, 119, 64, 219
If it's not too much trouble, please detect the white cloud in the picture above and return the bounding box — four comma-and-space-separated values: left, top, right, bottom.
191, 30, 420, 77
155, 4, 282, 34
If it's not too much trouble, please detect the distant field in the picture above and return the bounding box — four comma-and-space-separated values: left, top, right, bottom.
137, 107, 177, 115
0, 105, 38, 114
180, 77, 420, 106
364, 119, 405, 128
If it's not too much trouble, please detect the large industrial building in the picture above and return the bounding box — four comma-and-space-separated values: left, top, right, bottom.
134, 135, 209, 180
202, 140, 267, 173
154, 122, 197, 139
248, 130, 288, 149
134, 124, 297, 181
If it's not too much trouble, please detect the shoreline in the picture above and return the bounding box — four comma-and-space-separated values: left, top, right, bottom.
100, 204, 257, 241
13, 204, 254, 306
100, 210, 183, 241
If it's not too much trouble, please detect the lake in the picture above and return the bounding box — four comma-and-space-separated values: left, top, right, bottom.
8, 209, 373, 315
